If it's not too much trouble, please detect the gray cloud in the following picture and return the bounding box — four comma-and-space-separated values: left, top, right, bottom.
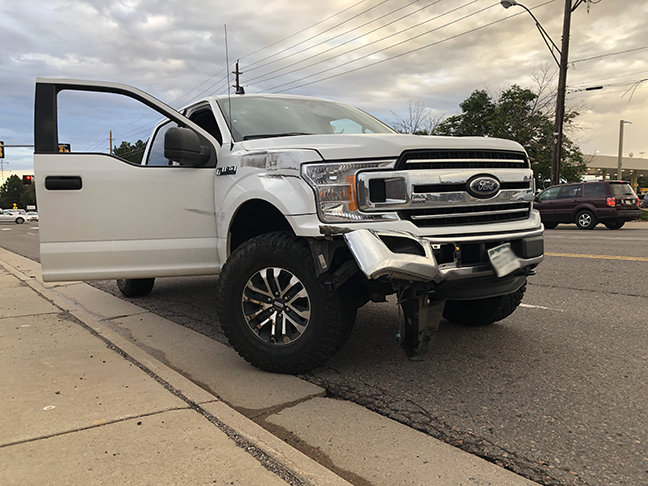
1, 0, 646, 176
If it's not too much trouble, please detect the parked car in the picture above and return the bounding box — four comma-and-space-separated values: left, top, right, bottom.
0, 209, 26, 224
534, 180, 641, 230
26, 211, 39, 222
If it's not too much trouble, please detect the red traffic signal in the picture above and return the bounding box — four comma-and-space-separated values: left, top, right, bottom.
22, 175, 34, 185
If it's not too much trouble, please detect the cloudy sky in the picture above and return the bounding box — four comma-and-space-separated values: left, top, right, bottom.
1, 0, 646, 179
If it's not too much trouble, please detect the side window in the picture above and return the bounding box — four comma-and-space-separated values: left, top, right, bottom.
146, 121, 178, 166
557, 185, 581, 199
189, 109, 222, 145
583, 183, 605, 197
538, 187, 560, 202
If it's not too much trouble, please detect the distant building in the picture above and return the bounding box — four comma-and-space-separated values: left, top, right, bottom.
583, 154, 648, 192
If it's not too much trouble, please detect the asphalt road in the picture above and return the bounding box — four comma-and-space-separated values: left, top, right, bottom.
2, 221, 647, 486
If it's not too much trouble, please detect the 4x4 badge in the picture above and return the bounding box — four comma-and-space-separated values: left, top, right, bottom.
467, 175, 500, 199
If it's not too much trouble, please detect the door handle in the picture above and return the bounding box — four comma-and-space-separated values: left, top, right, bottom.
45, 176, 82, 190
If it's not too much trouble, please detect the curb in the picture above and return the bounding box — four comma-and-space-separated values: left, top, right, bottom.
0, 248, 351, 486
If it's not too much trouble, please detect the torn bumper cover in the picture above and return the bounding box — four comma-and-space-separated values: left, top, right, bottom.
343, 228, 544, 284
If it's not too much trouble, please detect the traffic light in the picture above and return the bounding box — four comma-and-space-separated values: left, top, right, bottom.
23, 175, 34, 185
0, 141, 4, 159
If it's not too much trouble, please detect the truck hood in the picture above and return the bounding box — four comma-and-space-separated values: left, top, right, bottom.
241, 133, 525, 161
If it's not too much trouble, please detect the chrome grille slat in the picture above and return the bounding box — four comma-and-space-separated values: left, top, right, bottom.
411, 207, 530, 220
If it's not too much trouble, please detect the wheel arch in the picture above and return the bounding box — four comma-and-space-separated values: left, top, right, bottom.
571, 204, 596, 221
228, 199, 294, 254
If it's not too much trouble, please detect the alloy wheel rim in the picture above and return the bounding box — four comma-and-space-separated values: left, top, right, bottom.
241, 267, 311, 345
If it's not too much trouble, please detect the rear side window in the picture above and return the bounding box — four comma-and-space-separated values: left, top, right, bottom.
583, 183, 605, 197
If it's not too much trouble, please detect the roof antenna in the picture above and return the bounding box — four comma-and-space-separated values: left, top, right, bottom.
224, 24, 234, 150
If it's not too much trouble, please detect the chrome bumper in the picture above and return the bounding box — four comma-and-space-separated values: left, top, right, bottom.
344, 228, 544, 283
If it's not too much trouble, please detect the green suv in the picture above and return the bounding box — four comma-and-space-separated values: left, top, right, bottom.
534, 180, 641, 230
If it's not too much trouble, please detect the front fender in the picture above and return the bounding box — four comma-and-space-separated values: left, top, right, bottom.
216, 169, 317, 237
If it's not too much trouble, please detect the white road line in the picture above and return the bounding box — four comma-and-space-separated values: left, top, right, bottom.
519, 303, 564, 312
545, 235, 645, 242
1, 228, 12, 231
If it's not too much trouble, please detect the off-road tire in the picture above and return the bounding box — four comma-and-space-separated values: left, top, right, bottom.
217, 232, 355, 374
604, 220, 625, 230
442, 283, 527, 327
117, 278, 155, 297
575, 210, 597, 230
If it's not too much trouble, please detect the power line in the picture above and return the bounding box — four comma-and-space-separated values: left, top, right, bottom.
572, 45, 648, 64
269, 1, 556, 94
239, 0, 367, 63
246, 0, 445, 86
569, 69, 648, 87
266, 0, 501, 93
246, 0, 424, 78
244, 0, 391, 71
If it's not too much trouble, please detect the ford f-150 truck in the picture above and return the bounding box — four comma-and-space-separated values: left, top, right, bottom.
34, 78, 544, 373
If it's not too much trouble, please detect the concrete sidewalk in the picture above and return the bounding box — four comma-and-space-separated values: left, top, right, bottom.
0, 247, 539, 486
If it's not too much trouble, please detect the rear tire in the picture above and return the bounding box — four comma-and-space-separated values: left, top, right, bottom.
217, 232, 355, 374
117, 278, 155, 297
575, 210, 597, 230
543, 222, 558, 229
442, 283, 526, 327
604, 220, 624, 230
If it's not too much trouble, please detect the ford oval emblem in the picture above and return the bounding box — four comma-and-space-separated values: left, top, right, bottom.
467, 175, 500, 199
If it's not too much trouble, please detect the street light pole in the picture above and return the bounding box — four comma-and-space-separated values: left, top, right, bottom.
502, 0, 589, 186
617, 120, 632, 181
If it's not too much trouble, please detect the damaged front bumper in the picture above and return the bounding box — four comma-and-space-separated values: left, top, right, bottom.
343, 227, 544, 287
341, 227, 544, 360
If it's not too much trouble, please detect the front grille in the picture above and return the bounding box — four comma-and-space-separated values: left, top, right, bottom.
411, 181, 531, 194
396, 149, 529, 170
401, 202, 531, 228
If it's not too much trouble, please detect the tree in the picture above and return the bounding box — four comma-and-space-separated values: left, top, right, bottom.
390, 100, 443, 135
113, 140, 147, 164
0, 175, 27, 209
433, 84, 586, 189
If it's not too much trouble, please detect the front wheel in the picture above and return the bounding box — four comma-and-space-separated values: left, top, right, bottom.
15, 217, 25, 224
217, 232, 355, 374
442, 283, 526, 327
576, 210, 597, 230
543, 221, 558, 230
604, 220, 625, 230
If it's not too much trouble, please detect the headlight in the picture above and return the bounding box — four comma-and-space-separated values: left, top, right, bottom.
302, 161, 399, 223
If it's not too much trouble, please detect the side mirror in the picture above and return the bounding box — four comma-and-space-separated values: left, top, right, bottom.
164, 127, 210, 166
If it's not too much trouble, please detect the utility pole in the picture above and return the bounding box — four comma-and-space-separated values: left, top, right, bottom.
551, 0, 573, 186
233, 60, 245, 95
503, 0, 591, 186
110, 131, 113, 155
617, 120, 632, 181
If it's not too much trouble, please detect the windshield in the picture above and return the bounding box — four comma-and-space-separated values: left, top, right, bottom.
217, 96, 394, 142
610, 183, 637, 197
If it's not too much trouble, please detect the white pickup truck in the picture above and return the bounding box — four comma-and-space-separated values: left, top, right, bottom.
34, 78, 544, 373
